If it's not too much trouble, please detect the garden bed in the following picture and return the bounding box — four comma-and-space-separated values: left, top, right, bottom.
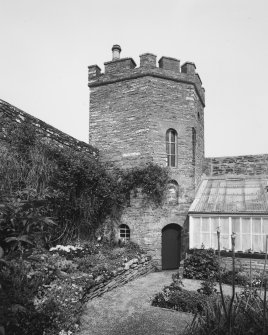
0, 241, 152, 335
152, 248, 268, 334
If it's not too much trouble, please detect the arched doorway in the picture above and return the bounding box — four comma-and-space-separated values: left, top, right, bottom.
162, 224, 181, 270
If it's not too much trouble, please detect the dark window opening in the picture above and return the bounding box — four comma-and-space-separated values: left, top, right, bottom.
119, 224, 130, 241
192, 128, 196, 166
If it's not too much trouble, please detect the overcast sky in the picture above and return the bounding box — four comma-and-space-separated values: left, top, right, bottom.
1, 0, 268, 157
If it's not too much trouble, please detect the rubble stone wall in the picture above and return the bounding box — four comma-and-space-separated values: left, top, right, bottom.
85, 256, 156, 300
205, 155, 268, 176
88, 51, 206, 269
0, 99, 98, 156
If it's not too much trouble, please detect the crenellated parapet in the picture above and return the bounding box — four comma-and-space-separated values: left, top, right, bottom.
88, 45, 205, 106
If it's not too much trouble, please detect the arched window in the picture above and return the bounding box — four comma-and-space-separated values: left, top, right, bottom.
119, 224, 130, 241
166, 129, 177, 167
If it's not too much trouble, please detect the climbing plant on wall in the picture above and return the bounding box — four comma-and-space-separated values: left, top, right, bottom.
0, 121, 170, 250
118, 163, 170, 206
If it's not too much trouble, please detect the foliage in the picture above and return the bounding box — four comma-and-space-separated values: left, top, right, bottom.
151, 271, 214, 314
183, 248, 220, 280
118, 163, 170, 207
221, 269, 263, 288
0, 241, 144, 334
183, 230, 268, 335
183, 291, 268, 335
152, 286, 211, 314
0, 121, 169, 252
197, 277, 218, 296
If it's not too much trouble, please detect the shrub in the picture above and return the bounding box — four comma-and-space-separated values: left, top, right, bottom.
152, 286, 212, 314
197, 277, 218, 296
183, 292, 268, 335
183, 248, 219, 280
221, 269, 263, 287
1, 122, 170, 251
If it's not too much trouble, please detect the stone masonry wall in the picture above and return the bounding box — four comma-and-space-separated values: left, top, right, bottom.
88, 51, 206, 269
85, 256, 156, 300
205, 155, 268, 176
0, 99, 98, 156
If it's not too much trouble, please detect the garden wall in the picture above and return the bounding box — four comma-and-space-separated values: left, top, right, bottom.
0, 99, 98, 155
204, 155, 268, 176
85, 256, 156, 300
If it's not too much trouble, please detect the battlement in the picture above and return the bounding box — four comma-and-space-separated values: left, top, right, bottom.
88, 45, 205, 106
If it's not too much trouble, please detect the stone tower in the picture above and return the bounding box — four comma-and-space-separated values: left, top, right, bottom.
88, 45, 205, 269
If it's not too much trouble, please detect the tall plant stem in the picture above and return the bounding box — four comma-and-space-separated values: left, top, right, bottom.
228, 233, 236, 335
249, 251, 252, 295
217, 229, 227, 319
262, 235, 268, 334
263, 279, 267, 335
260, 235, 268, 297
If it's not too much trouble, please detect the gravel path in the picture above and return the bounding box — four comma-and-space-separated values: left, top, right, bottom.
78, 271, 242, 335
78, 270, 192, 335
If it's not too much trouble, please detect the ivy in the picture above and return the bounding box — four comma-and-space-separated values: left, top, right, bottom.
119, 163, 169, 207
0, 121, 170, 250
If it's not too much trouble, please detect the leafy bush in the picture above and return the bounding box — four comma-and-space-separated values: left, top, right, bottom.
119, 163, 170, 207
183, 292, 268, 335
197, 277, 218, 296
1, 241, 145, 334
152, 285, 212, 314
152, 272, 214, 314
183, 248, 220, 280
221, 269, 263, 287
0, 121, 169, 252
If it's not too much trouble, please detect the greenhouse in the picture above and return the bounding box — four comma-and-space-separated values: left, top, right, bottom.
189, 177, 268, 252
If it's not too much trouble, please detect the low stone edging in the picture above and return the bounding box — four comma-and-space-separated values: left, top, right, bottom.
85, 256, 156, 300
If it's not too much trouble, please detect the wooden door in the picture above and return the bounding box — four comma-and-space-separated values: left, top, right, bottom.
162, 224, 181, 270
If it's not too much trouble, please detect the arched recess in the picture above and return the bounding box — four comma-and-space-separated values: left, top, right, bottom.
166, 180, 179, 205
162, 224, 181, 270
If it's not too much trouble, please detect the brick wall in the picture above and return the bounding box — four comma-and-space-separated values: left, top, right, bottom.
88, 50, 205, 268
205, 155, 268, 176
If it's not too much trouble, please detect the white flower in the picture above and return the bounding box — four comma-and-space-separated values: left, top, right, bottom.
49, 245, 82, 252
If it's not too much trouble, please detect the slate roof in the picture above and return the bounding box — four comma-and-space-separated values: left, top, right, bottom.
189, 176, 268, 214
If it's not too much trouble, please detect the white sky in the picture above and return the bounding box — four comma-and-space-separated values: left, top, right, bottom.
1, 0, 268, 157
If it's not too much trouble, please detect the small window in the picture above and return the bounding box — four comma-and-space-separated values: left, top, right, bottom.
197, 112, 200, 120
192, 128, 196, 166
119, 224, 130, 241
166, 129, 177, 167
